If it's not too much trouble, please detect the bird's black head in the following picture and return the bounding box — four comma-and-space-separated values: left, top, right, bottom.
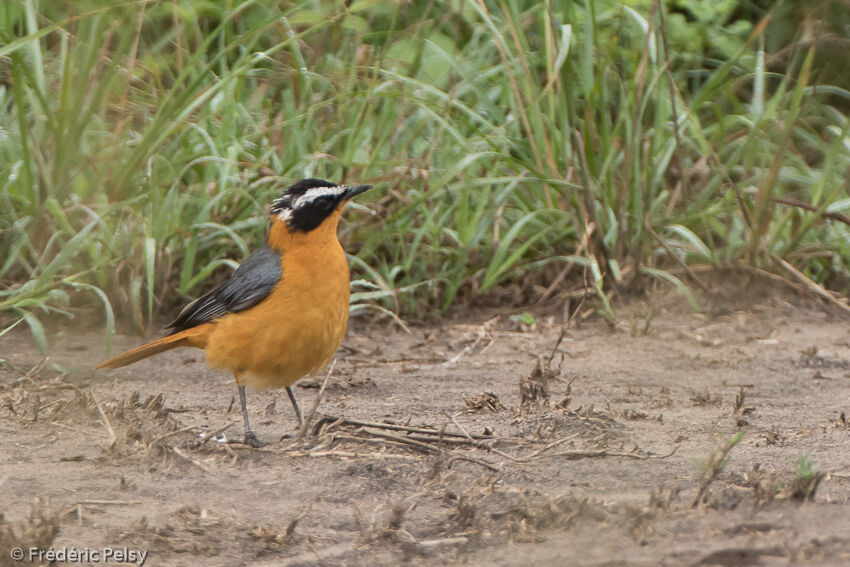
270, 178, 372, 232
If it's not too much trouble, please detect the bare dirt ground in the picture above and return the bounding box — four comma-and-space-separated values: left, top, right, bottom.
2, 289, 850, 567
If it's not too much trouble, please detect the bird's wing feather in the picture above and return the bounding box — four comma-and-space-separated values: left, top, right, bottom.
167, 246, 282, 333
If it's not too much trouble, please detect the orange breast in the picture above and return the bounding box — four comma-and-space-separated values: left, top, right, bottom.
204, 212, 350, 389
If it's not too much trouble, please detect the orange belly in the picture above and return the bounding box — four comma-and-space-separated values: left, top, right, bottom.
204, 239, 350, 390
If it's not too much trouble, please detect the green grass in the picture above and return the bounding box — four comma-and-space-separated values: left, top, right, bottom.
2, 0, 850, 354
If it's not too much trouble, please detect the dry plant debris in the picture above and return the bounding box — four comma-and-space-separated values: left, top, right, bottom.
692, 431, 745, 507
706, 459, 827, 510
119, 506, 305, 559
100, 392, 197, 467
0, 499, 60, 567
7, 305, 850, 565
463, 391, 504, 412
519, 326, 568, 410
489, 489, 606, 543
690, 389, 722, 407
281, 410, 674, 475
520, 355, 552, 408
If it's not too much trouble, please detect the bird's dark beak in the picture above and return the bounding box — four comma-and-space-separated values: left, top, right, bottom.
342, 184, 372, 200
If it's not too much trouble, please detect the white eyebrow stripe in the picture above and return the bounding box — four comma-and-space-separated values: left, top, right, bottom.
293, 186, 344, 208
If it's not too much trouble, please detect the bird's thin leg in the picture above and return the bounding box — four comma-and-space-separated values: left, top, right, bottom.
238, 384, 261, 447
286, 386, 303, 428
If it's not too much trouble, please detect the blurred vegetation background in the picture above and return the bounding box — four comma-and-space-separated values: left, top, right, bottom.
2, 0, 850, 353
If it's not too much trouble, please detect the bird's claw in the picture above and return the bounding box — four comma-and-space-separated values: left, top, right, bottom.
242, 431, 262, 448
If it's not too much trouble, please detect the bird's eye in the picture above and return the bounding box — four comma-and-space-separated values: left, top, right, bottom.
315, 197, 334, 210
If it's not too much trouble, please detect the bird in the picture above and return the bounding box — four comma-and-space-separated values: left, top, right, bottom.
97, 178, 372, 447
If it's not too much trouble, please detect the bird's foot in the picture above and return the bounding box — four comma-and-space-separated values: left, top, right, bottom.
241, 431, 262, 448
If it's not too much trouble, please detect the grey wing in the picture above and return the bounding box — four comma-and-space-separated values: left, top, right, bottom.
167, 246, 282, 333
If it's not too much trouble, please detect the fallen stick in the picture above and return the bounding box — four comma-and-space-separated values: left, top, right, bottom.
90, 392, 116, 448
286, 450, 419, 460
312, 416, 493, 440
445, 454, 501, 473
295, 360, 336, 442
418, 537, 469, 549
170, 446, 211, 472
148, 424, 197, 447
772, 253, 850, 316
351, 429, 441, 454
328, 433, 437, 455
77, 499, 143, 506
771, 195, 850, 226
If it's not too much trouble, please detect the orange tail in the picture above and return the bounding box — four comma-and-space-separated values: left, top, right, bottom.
96, 324, 214, 369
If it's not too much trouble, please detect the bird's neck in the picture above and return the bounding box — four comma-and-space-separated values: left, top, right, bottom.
267, 209, 343, 252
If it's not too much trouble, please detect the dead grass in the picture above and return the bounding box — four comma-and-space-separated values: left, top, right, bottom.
463, 392, 504, 413
690, 389, 722, 407
519, 356, 553, 409
488, 489, 607, 543
99, 392, 198, 467
0, 499, 60, 567
692, 431, 746, 507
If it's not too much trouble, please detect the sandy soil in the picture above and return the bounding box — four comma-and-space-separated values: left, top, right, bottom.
2, 293, 850, 567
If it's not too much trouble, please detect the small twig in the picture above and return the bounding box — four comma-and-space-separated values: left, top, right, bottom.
170, 446, 211, 472
418, 537, 469, 549
328, 434, 436, 454
772, 253, 850, 316
90, 391, 116, 448
295, 359, 336, 442
223, 441, 239, 465
49, 421, 107, 438
669, 263, 807, 293
37, 399, 64, 413
447, 412, 590, 463
147, 424, 197, 448
31, 394, 40, 422
512, 433, 583, 461
356, 429, 441, 454
394, 434, 494, 446
309, 416, 344, 438
24, 357, 48, 380
692, 432, 744, 507
646, 221, 710, 292
77, 499, 143, 506
540, 295, 585, 373
771, 195, 850, 226
315, 417, 494, 440
444, 411, 670, 463
546, 326, 569, 368
444, 411, 476, 442
546, 449, 655, 460
442, 412, 542, 464
537, 240, 588, 304
286, 450, 419, 461
441, 320, 495, 366
445, 454, 501, 473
